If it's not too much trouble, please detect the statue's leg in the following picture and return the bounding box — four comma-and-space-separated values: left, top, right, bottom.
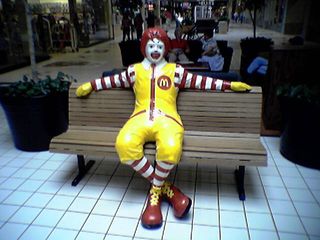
154, 117, 192, 218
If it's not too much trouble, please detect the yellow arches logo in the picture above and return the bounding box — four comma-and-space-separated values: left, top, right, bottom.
157, 76, 171, 90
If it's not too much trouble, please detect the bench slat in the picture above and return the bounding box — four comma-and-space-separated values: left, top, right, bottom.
50, 144, 266, 167
51, 129, 264, 150
50, 129, 266, 167
68, 104, 261, 114
50, 147, 266, 167
51, 141, 266, 157
50, 84, 267, 169
67, 85, 262, 134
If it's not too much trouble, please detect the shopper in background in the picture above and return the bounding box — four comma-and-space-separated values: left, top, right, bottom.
168, 27, 190, 63
198, 29, 224, 71
121, 11, 131, 42
146, 12, 155, 28
134, 13, 144, 40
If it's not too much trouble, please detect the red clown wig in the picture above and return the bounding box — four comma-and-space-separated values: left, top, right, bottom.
140, 27, 171, 57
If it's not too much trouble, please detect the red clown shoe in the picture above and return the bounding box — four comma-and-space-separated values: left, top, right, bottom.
162, 181, 192, 218
141, 185, 163, 229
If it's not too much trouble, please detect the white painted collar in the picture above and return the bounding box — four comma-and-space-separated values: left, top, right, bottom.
141, 58, 167, 70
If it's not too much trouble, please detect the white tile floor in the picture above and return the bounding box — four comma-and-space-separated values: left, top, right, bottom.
0, 23, 320, 240
1, 114, 320, 240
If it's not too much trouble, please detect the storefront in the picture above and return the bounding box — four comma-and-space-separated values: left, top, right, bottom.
0, 0, 47, 73
0, 0, 113, 73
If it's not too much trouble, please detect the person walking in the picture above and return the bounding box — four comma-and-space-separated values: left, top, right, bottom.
134, 13, 144, 40
121, 11, 131, 42
146, 12, 155, 28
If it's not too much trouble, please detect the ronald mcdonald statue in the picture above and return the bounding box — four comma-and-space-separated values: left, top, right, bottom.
76, 27, 251, 229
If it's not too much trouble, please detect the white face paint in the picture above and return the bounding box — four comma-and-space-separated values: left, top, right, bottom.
145, 38, 165, 64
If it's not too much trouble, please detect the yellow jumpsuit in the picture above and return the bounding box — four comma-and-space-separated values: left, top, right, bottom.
115, 63, 184, 164
89, 61, 234, 164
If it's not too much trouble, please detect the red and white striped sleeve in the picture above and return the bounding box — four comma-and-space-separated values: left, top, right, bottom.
90, 65, 136, 91
174, 64, 231, 91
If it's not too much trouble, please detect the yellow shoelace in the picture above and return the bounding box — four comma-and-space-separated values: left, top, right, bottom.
162, 182, 174, 199
150, 186, 162, 206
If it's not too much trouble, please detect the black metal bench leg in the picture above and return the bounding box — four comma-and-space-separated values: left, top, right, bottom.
71, 155, 95, 186
235, 166, 246, 201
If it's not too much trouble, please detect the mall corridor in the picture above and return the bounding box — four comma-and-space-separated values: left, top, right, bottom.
0, 22, 319, 240
0, 22, 294, 83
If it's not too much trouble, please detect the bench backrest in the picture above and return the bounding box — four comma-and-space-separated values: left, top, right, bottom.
69, 84, 262, 134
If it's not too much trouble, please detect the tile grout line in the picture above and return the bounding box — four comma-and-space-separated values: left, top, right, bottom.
216, 165, 222, 240
296, 166, 320, 206
258, 137, 284, 239
161, 163, 181, 240
23, 155, 92, 239
73, 160, 128, 238
189, 163, 198, 240
104, 162, 139, 239
266, 138, 311, 237
1, 152, 70, 239
40, 156, 106, 239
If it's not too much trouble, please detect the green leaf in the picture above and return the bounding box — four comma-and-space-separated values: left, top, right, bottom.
1, 72, 76, 98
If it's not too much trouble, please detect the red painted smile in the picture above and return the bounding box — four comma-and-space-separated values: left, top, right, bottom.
151, 52, 160, 59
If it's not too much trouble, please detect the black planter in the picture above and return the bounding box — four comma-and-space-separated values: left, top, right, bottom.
280, 97, 320, 169
0, 92, 69, 151
48, 91, 69, 137
118, 40, 144, 67
0, 50, 8, 65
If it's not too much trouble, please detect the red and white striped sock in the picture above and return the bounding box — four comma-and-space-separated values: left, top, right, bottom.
153, 161, 175, 187
125, 156, 154, 182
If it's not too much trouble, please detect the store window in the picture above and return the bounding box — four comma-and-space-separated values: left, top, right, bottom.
0, 0, 112, 73
75, 0, 113, 47
0, 0, 50, 73
28, 0, 113, 49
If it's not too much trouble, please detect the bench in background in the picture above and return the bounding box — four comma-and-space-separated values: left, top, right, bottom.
117, 39, 234, 74
187, 40, 241, 81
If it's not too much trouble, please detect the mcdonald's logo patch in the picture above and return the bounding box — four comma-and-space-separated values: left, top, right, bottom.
157, 76, 171, 90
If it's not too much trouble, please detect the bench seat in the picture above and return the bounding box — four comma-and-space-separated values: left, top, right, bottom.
51, 127, 266, 166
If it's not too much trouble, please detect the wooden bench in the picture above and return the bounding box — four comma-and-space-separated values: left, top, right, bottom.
50, 84, 267, 200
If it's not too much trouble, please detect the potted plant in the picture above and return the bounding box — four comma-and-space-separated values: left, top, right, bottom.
277, 83, 320, 169
0, 72, 76, 151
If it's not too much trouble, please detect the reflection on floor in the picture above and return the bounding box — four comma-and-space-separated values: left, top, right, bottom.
43, 61, 90, 67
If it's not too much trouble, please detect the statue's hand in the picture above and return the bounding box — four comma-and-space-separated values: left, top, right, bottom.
76, 82, 93, 97
230, 82, 252, 92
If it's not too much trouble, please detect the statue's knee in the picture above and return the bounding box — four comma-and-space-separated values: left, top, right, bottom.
160, 142, 182, 161
115, 135, 131, 153
116, 134, 144, 162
